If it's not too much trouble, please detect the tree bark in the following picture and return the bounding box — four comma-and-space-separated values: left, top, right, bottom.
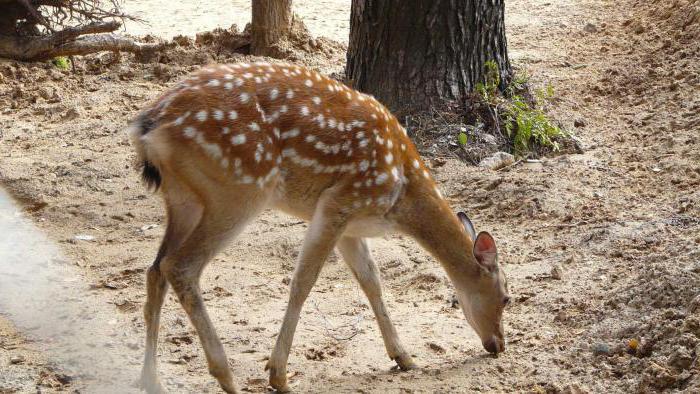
346, 0, 511, 114
250, 0, 293, 56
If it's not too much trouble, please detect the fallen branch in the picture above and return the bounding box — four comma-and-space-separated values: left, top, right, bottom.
0, 0, 155, 62
0, 21, 164, 61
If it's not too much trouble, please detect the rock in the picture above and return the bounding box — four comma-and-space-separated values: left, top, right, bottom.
118, 66, 135, 80
668, 346, 694, 370
74, 234, 95, 241
583, 23, 598, 33
10, 355, 25, 364
641, 362, 676, 389
479, 152, 515, 170
63, 106, 82, 120
481, 133, 497, 145
551, 265, 563, 280
561, 384, 590, 394
427, 342, 445, 353
37, 86, 54, 100
140, 223, 159, 232
688, 294, 700, 313
49, 69, 64, 80
152, 64, 172, 80
573, 118, 586, 128
592, 342, 610, 356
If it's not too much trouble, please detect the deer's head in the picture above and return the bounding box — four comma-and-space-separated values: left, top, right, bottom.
455, 212, 509, 354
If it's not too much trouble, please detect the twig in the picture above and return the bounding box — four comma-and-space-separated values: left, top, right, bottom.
310, 298, 364, 342
542, 220, 590, 229
495, 159, 523, 172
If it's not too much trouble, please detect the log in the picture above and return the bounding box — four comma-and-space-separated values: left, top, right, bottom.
0, 21, 164, 61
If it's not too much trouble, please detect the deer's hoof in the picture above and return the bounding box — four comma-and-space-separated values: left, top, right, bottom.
393, 353, 418, 371
138, 370, 168, 394
265, 361, 290, 392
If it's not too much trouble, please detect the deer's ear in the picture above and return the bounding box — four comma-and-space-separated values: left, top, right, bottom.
473, 231, 498, 271
457, 212, 477, 242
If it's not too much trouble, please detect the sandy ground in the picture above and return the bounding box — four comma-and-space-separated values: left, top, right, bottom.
121, 0, 351, 43
1, 0, 699, 393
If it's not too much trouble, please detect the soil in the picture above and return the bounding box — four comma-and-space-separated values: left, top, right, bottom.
1, 0, 699, 393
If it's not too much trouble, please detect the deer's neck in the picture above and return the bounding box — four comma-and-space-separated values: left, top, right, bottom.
392, 187, 479, 287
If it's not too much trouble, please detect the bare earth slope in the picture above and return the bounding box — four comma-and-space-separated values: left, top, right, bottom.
0, 0, 698, 392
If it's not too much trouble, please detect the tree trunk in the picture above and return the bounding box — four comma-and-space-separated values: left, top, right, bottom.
250, 0, 293, 56
346, 0, 511, 114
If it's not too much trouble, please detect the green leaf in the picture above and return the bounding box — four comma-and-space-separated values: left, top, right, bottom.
458, 132, 468, 146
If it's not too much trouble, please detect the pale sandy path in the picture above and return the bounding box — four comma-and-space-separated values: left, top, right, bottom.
121, 0, 351, 43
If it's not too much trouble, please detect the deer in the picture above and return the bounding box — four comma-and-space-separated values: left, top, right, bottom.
127, 61, 510, 393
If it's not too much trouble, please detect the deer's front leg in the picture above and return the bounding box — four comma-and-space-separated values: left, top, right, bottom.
266, 198, 347, 392
336, 237, 416, 370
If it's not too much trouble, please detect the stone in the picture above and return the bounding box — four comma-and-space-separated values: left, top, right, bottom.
479, 152, 515, 170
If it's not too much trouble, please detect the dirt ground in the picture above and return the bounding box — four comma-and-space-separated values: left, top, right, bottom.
1, 0, 699, 393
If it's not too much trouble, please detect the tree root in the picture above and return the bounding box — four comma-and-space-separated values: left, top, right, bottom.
0, 21, 165, 62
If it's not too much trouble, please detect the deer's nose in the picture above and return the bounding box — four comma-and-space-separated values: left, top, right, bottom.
483, 337, 505, 354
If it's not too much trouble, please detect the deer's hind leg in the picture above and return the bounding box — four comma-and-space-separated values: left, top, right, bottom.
140, 182, 203, 394
142, 177, 268, 394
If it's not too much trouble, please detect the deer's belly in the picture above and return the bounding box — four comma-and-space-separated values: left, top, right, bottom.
343, 216, 396, 238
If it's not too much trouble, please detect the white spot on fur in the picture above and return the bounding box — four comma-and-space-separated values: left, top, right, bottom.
412, 159, 420, 169
183, 126, 197, 138
359, 160, 370, 172
240, 93, 250, 103
231, 134, 246, 145
312, 96, 321, 105
196, 110, 208, 122
391, 166, 399, 180
385, 152, 393, 164
249, 122, 260, 132
281, 128, 300, 139
174, 111, 190, 126
228, 110, 238, 120
213, 110, 224, 121
270, 88, 279, 100
375, 173, 389, 185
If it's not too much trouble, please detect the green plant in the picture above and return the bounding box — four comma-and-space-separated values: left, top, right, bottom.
51, 56, 70, 70
475, 60, 500, 102
472, 61, 565, 156
458, 131, 468, 146
503, 91, 565, 155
